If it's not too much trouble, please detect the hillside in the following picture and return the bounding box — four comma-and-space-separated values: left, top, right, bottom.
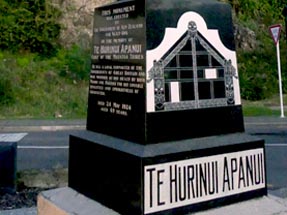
53, 0, 113, 49
0, 0, 286, 118
51, 0, 287, 101
63, 0, 286, 116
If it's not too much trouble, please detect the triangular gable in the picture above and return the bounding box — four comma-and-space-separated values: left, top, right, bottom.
158, 29, 227, 70
146, 11, 241, 112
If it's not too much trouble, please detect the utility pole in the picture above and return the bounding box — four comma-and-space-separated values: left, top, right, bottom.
283, 5, 287, 43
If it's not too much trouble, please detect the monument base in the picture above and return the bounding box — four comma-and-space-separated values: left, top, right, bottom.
37, 187, 287, 215
37, 187, 120, 215
69, 131, 267, 215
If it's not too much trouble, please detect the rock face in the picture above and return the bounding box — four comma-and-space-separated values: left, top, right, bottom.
51, 0, 115, 48
234, 23, 257, 51
52, 0, 257, 52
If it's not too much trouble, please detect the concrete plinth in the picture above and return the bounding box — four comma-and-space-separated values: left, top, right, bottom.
69, 131, 267, 215
37, 187, 287, 215
37, 187, 120, 215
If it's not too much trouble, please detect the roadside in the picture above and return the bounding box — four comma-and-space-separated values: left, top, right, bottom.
0, 116, 287, 214
0, 119, 86, 132
0, 119, 76, 213
244, 116, 287, 124
1, 116, 287, 131
0, 168, 68, 211
244, 116, 287, 135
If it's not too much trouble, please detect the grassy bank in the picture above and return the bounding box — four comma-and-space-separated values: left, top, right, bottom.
0, 0, 286, 119
242, 94, 287, 116
0, 50, 286, 119
0, 48, 89, 119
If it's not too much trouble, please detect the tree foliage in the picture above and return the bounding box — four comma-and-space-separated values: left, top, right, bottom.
225, 0, 285, 19
0, 0, 287, 109
220, 0, 287, 100
0, 0, 61, 56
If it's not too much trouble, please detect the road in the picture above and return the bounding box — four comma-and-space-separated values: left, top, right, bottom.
0, 117, 286, 196
0, 119, 85, 170
17, 130, 82, 170
244, 117, 287, 197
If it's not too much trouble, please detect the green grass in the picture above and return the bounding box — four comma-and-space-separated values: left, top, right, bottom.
0, 49, 286, 119
242, 94, 287, 116
242, 105, 281, 116
0, 84, 88, 119
0, 49, 89, 119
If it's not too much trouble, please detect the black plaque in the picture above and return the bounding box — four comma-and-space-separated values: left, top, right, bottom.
87, 0, 147, 143
87, 0, 244, 144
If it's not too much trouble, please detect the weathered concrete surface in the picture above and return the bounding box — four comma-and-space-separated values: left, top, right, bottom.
37, 187, 120, 215
37, 187, 287, 215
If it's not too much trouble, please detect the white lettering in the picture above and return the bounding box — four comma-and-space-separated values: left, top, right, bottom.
144, 149, 265, 214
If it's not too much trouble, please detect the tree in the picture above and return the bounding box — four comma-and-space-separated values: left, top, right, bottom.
0, 0, 61, 56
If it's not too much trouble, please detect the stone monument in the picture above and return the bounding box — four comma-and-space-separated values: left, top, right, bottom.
68, 0, 267, 214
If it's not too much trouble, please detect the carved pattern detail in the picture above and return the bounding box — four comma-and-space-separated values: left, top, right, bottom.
149, 21, 236, 111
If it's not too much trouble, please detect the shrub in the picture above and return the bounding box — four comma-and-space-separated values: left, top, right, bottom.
0, 77, 14, 105
59, 45, 91, 81
0, 0, 61, 56
0, 57, 15, 105
238, 50, 279, 100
